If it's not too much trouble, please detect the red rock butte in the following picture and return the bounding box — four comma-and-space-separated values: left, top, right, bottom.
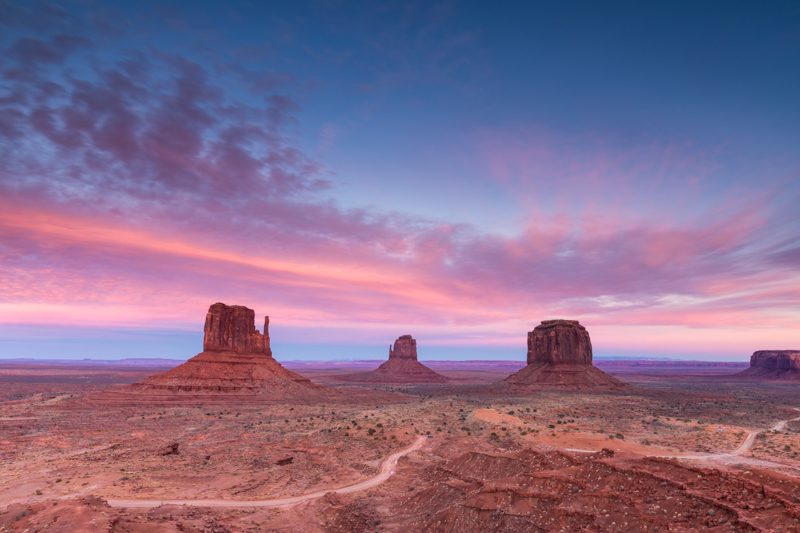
736, 350, 800, 379
505, 319, 625, 389
202, 303, 272, 355
131, 303, 329, 399
389, 334, 418, 360
342, 335, 447, 383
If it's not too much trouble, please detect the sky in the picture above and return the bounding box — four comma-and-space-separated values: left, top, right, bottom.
1, 1, 798, 361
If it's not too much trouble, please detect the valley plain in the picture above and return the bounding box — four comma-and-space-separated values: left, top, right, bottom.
2, 359, 800, 532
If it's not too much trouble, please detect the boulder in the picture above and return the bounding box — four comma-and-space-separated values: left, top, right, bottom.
161, 442, 180, 456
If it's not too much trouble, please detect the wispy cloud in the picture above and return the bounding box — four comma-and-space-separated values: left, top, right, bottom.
1, 3, 798, 357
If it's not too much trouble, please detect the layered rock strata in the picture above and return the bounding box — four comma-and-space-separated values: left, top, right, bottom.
505, 319, 625, 389
736, 350, 800, 379
389, 334, 417, 360
133, 303, 328, 398
526, 319, 592, 365
341, 334, 447, 383
202, 302, 272, 355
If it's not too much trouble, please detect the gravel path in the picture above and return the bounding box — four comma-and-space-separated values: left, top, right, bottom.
106, 435, 427, 509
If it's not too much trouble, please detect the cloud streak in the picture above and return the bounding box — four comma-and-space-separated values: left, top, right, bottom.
1, 5, 798, 358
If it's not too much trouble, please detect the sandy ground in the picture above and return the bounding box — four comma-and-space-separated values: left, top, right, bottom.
2, 360, 800, 532
106, 436, 427, 509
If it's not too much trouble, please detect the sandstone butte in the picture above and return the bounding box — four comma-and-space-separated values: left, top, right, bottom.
132, 303, 329, 399
504, 319, 625, 389
344, 334, 448, 383
736, 350, 800, 379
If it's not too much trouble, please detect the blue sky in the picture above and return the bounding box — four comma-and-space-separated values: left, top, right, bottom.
1, 0, 798, 361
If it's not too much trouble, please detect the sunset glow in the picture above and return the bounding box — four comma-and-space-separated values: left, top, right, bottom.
1, 1, 798, 360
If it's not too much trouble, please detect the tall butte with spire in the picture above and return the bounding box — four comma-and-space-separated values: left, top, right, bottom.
134, 303, 329, 399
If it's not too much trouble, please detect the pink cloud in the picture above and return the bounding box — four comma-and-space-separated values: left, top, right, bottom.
473, 126, 725, 224
0, 35, 798, 357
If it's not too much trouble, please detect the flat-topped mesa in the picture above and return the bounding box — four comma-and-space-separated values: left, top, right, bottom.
750, 350, 800, 371
527, 319, 592, 365
389, 334, 418, 361
735, 350, 800, 379
506, 319, 625, 389
203, 303, 272, 356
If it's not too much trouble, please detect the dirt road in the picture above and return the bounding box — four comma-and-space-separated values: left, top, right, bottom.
566, 409, 800, 473
653, 408, 800, 473
74, 410, 800, 510
106, 435, 427, 509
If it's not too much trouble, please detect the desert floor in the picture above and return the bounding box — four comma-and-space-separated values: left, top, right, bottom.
2, 359, 800, 532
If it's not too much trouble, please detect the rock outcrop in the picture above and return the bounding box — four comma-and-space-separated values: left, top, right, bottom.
736, 350, 800, 379
340, 335, 447, 383
526, 319, 592, 365
132, 303, 329, 399
505, 319, 625, 389
202, 303, 272, 355
389, 335, 417, 360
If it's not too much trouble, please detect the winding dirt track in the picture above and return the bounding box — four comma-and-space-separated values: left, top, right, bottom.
106, 435, 427, 509
104, 410, 800, 510
661, 408, 800, 464
566, 408, 800, 472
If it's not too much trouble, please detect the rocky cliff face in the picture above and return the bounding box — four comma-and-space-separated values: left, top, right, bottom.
506, 319, 624, 389
749, 350, 800, 371
203, 303, 272, 356
389, 334, 418, 361
341, 334, 446, 383
133, 302, 332, 398
527, 319, 592, 365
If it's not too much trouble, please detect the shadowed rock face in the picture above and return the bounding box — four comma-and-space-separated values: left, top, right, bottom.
340, 334, 446, 383
527, 319, 592, 365
132, 303, 331, 399
389, 335, 417, 360
737, 350, 800, 379
750, 351, 800, 371
203, 303, 272, 356
506, 319, 625, 389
